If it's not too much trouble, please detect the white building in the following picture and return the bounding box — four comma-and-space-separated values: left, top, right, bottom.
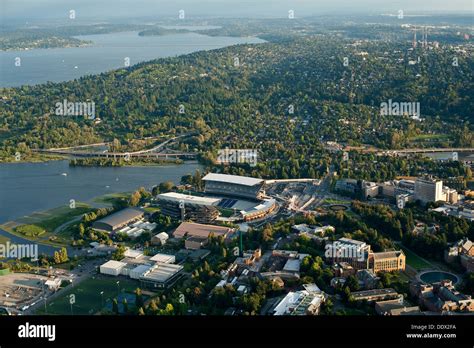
274, 284, 325, 315
100, 260, 127, 276
415, 177, 443, 203
149, 253, 175, 264
123, 249, 144, 259
151, 232, 169, 246
45, 278, 61, 291
130, 264, 152, 280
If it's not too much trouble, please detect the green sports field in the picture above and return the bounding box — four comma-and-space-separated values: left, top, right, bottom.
36, 275, 141, 315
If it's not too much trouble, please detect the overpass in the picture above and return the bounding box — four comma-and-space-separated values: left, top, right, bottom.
361, 148, 474, 154
32, 133, 198, 159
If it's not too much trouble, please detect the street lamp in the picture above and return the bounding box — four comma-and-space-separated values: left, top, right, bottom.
116, 281, 120, 297
100, 291, 104, 308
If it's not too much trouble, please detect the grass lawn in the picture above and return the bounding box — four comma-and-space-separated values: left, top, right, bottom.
143, 207, 160, 214
93, 192, 130, 205
399, 245, 432, 271
323, 198, 351, 205
0, 235, 10, 245
0, 203, 92, 246
36, 275, 141, 315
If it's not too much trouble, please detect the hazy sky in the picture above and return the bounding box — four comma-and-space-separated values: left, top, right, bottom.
2, 0, 473, 23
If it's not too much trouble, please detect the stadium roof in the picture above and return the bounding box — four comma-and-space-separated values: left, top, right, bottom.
202, 173, 264, 187
157, 192, 221, 206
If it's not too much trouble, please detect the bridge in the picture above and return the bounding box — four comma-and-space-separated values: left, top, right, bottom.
359, 148, 474, 154
32, 134, 198, 160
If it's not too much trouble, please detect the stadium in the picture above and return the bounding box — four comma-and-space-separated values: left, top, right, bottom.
156, 174, 277, 223
202, 173, 265, 200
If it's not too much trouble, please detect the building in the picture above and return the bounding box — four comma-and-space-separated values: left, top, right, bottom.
332, 262, 356, 277
240, 199, 277, 221
156, 192, 220, 223
151, 232, 169, 246
442, 187, 458, 204
139, 263, 184, 289
445, 238, 474, 272
369, 251, 406, 273
326, 238, 371, 270
273, 284, 325, 315
351, 288, 401, 303
92, 208, 144, 233
173, 222, 235, 240
130, 264, 152, 280
414, 177, 444, 203
362, 181, 379, 199
202, 173, 265, 200
149, 253, 175, 264
123, 249, 144, 259
100, 260, 127, 276
185, 236, 209, 250
410, 280, 474, 313
375, 298, 420, 315
292, 224, 335, 236
326, 238, 405, 272
45, 278, 62, 291
356, 269, 380, 289
335, 179, 359, 195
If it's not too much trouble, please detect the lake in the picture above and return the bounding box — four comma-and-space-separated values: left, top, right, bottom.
0, 30, 265, 87
0, 160, 202, 255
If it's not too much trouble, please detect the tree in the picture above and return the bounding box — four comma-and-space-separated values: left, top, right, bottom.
112, 298, 119, 314
122, 298, 129, 314
59, 247, 68, 263
345, 275, 360, 291
158, 181, 174, 193
148, 299, 159, 313
135, 288, 144, 309
130, 190, 141, 206
53, 251, 61, 264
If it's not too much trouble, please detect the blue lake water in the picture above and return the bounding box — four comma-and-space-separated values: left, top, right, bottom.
0, 30, 265, 87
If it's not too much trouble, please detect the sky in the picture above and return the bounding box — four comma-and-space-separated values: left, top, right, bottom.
2, 0, 473, 24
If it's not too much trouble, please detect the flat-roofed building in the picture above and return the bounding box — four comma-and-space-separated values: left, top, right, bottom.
203, 173, 265, 200
351, 288, 401, 303
123, 249, 144, 259
149, 253, 175, 264
130, 264, 152, 279
92, 208, 144, 232
185, 236, 209, 250
415, 177, 444, 203
100, 260, 127, 276
139, 262, 184, 289
273, 284, 325, 316
173, 222, 235, 240
326, 238, 371, 270
156, 192, 220, 223
375, 298, 420, 315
